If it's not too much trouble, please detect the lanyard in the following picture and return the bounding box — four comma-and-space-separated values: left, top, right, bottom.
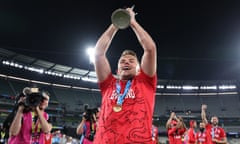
211, 127, 217, 138
91, 123, 95, 131
116, 80, 132, 105
31, 112, 41, 144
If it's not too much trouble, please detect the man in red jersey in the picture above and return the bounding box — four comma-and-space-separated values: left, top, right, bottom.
166, 112, 186, 144
93, 5, 157, 144
186, 120, 197, 144
201, 104, 227, 144
196, 122, 210, 144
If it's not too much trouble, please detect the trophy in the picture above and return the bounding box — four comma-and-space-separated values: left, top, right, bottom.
111, 8, 131, 29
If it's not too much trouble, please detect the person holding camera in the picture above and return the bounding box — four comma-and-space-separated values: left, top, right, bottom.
8, 87, 52, 144
76, 108, 99, 144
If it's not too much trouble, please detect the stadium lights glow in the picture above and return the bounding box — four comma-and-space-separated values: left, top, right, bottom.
82, 77, 98, 83
200, 86, 217, 90
156, 91, 238, 96
2, 60, 23, 69
24, 66, 44, 74
157, 85, 164, 89
63, 74, 81, 80
2, 60, 98, 83
219, 85, 236, 89
182, 86, 199, 90
3, 60, 43, 74
166, 85, 181, 89
2, 60, 239, 86
86, 47, 95, 63
45, 71, 62, 77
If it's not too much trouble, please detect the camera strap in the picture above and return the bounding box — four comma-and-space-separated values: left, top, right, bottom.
91, 121, 95, 131
31, 112, 41, 143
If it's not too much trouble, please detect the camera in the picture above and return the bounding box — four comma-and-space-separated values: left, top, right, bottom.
83, 109, 94, 121
19, 87, 47, 108
25, 88, 49, 107
83, 107, 99, 121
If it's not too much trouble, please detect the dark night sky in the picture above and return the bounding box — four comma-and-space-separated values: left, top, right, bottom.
1, 0, 240, 80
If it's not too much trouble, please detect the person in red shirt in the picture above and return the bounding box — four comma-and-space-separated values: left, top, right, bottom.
196, 122, 210, 144
166, 112, 187, 144
151, 124, 160, 144
44, 132, 52, 144
93, 6, 157, 144
201, 104, 227, 144
186, 120, 197, 144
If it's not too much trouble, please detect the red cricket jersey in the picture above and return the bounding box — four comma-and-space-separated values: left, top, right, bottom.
196, 130, 209, 144
168, 127, 186, 144
187, 128, 197, 144
93, 70, 157, 144
206, 124, 226, 144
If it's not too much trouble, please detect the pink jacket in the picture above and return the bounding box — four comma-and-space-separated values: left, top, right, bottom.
8, 111, 48, 144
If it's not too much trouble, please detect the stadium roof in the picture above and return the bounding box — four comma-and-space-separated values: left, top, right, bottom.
1, 0, 240, 80
0, 48, 96, 79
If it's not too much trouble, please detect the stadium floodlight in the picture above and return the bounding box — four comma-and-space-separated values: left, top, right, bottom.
82, 77, 98, 83
2, 60, 23, 69
63, 74, 81, 80
24, 66, 44, 74
182, 85, 199, 90
166, 85, 181, 89
2, 60, 9, 65
157, 85, 164, 89
200, 86, 217, 90
219, 85, 236, 90
86, 47, 95, 64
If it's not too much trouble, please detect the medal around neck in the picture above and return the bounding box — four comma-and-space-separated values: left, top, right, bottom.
113, 105, 122, 112
113, 80, 132, 112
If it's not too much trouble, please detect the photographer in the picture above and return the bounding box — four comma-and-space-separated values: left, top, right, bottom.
2, 90, 28, 141
76, 108, 99, 144
8, 87, 52, 144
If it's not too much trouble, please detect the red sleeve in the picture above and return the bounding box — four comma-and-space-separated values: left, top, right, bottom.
219, 127, 226, 138
178, 128, 186, 135
206, 123, 212, 131
98, 74, 115, 98
168, 127, 177, 135
99, 73, 114, 90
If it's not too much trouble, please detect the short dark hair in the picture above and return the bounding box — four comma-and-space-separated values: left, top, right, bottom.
121, 50, 137, 58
